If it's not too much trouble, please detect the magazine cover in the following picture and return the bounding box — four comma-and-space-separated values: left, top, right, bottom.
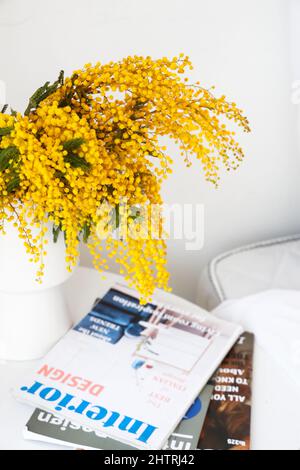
24, 384, 213, 450
14, 284, 243, 450
197, 332, 254, 450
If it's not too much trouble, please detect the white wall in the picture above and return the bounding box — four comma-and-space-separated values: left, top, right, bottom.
1, 0, 299, 301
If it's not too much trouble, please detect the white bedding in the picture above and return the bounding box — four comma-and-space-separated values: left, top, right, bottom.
197, 236, 300, 449
213, 289, 300, 450
214, 289, 300, 391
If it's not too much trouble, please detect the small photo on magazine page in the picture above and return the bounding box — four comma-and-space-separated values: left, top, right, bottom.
135, 306, 219, 371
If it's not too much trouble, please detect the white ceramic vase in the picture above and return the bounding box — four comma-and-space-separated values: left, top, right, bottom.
0, 220, 75, 361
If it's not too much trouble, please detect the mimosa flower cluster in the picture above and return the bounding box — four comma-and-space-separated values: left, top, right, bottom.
0, 55, 250, 302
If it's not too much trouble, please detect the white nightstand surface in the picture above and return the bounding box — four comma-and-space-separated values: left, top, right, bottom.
0, 267, 299, 450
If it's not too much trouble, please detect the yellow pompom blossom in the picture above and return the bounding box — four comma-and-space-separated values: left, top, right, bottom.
0, 55, 250, 302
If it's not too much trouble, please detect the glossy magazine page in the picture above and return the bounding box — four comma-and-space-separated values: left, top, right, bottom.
13, 284, 243, 450
198, 332, 254, 450
23, 384, 213, 450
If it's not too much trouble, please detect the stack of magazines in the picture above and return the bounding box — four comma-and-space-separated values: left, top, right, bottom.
13, 284, 254, 450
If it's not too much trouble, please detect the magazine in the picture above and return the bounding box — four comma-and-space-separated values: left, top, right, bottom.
24, 385, 213, 450
163, 384, 213, 450
197, 332, 254, 450
14, 284, 243, 450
